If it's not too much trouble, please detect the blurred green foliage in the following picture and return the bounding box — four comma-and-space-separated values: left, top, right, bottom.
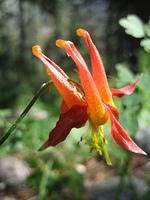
119, 14, 150, 52
0, 101, 91, 199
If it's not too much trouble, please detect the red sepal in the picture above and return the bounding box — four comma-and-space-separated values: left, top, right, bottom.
61, 100, 69, 113
104, 103, 119, 120
39, 105, 88, 150
111, 79, 139, 98
105, 104, 146, 155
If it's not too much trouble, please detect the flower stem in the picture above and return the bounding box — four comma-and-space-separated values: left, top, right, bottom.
0, 81, 53, 146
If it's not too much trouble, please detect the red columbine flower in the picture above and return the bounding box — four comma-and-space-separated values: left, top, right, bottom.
32, 46, 88, 149
32, 28, 146, 165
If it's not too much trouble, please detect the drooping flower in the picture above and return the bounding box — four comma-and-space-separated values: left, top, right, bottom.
32, 29, 146, 165
32, 45, 88, 149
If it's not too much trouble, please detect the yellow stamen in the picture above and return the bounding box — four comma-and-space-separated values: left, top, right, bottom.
91, 125, 112, 165
91, 126, 102, 155
32, 45, 42, 57
76, 28, 86, 37
56, 39, 66, 48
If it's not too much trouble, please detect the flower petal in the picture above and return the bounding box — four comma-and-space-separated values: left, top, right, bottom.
111, 79, 139, 98
105, 104, 146, 155
42, 53, 68, 79
32, 45, 85, 108
56, 40, 107, 126
76, 28, 115, 107
61, 100, 69, 113
39, 105, 88, 150
104, 103, 119, 120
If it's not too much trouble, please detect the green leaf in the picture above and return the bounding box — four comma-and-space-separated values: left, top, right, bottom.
119, 15, 145, 38
139, 73, 150, 93
144, 20, 150, 37
140, 39, 150, 52
115, 63, 135, 85
138, 108, 150, 129
122, 93, 143, 108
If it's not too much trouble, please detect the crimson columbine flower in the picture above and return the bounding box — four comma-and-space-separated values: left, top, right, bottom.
32, 45, 88, 148
32, 28, 146, 165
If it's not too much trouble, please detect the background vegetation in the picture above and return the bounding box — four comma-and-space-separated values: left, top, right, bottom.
0, 0, 150, 199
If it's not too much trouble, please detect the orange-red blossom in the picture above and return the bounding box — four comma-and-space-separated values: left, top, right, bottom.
32, 28, 146, 164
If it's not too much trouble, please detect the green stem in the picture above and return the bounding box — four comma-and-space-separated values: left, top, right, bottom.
0, 81, 53, 146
